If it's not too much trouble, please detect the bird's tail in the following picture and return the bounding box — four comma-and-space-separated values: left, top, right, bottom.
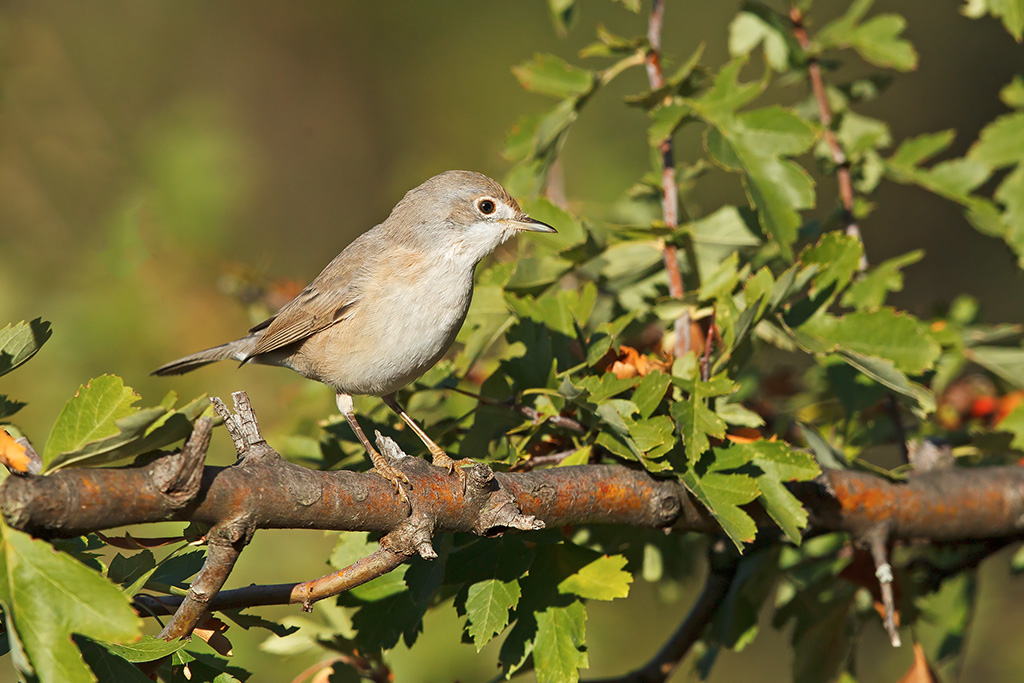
152, 336, 259, 376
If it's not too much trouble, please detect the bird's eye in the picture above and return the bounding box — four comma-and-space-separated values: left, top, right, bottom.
477, 199, 496, 215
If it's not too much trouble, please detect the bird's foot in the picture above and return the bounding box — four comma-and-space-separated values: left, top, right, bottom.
430, 449, 474, 487
369, 453, 410, 503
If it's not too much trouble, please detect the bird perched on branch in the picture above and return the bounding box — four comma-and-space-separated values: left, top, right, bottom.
154, 170, 556, 499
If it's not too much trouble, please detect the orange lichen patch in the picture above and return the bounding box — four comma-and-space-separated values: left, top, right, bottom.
832, 482, 895, 520
0, 429, 31, 473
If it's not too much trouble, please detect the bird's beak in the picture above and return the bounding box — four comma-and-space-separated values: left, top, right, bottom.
506, 214, 557, 233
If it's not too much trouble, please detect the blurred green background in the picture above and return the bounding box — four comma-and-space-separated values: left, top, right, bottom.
3, 1, 1024, 680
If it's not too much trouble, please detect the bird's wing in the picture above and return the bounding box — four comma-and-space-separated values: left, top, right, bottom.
244, 245, 370, 360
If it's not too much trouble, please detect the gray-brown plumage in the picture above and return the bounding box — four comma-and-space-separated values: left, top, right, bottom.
154, 170, 555, 498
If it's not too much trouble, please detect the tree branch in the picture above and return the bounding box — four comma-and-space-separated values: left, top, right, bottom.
6, 394, 1024, 620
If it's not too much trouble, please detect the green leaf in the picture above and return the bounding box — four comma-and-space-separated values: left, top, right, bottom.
464, 578, 521, 650
558, 554, 632, 600
796, 308, 941, 374
968, 111, 1024, 168
818, 0, 918, 71
0, 318, 52, 377
99, 635, 189, 663
799, 232, 864, 293
733, 441, 820, 544
632, 371, 672, 419
671, 375, 737, 463
512, 54, 595, 100
43, 376, 139, 463
546, 0, 577, 36
841, 250, 924, 310
963, 0, 1024, 42
43, 377, 208, 471
76, 638, 153, 683
836, 350, 936, 414
698, 101, 817, 259
728, 3, 793, 71
967, 345, 1024, 388
533, 601, 588, 683
688, 206, 762, 283
0, 525, 142, 683
1001, 74, 1024, 108
681, 469, 759, 550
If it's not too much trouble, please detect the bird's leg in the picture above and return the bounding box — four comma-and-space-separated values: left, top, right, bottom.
336, 393, 408, 501
382, 393, 473, 480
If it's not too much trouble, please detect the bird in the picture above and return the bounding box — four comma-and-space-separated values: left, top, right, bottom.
154, 170, 556, 499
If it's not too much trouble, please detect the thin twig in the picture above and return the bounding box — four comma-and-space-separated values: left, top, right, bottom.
645, 0, 691, 357
510, 449, 579, 472
866, 527, 901, 647
584, 538, 740, 683
138, 547, 408, 616
789, 7, 868, 271
451, 386, 586, 433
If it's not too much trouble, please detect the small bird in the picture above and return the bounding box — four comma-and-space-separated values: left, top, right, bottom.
154, 170, 556, 498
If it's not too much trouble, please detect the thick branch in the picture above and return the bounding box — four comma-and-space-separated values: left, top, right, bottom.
6, 454, 1024, 544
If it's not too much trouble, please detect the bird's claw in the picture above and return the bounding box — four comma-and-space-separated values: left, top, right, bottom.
431, 450, 474, 490
371, 461, 410, 503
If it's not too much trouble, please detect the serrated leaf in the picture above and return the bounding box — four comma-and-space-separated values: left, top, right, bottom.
0, 318, 52, 377
534, 601, 588, 683
681, 470, 759, 550
43, 378, 208, 471
464, 579, 521, 650
818, 0, 918, 70
632, 371, 672, 418
0, 524, 142, 683
729, 441, 820, 544
841, 250, 923, 310
968, 111, 1024, 168
796, 308, 941, 374
558, 554, 632, 600
799, 232, 864, 293
671, 374, 738, 462
695, 97, 817, 259
889, 130, 956, 168
43, 376, 139, 464
512, 54, 595, 99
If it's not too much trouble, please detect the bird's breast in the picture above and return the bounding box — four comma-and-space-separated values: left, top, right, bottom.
293, 254, 475, 396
